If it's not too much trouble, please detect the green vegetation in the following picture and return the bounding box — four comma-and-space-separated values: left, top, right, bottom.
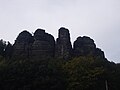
0, 56, 120, 90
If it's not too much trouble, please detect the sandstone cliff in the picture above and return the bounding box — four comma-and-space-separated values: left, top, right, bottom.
12, 27, 105, 60
31, 29, 55, 59
73, 36, 105, 58
55, 27, 72, 60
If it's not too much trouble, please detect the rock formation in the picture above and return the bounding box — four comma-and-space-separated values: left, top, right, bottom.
55, 27, 72, 60
13, 30, 34, 58
13, 29, 55, 59
12, 27, 105, 60
31, 29, 55, 59
95, 48, 105, 58
73, 36, 105, 58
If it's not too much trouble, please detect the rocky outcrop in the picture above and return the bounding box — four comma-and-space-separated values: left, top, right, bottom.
73, 36, 105, 58
95, 48, 105, 58
13, 30, 34, 58
73, 36, 96, 56
31, 29, 55, 59
12, 27, 105, 60
13, 29, 55, 59
55, 27, 72, 60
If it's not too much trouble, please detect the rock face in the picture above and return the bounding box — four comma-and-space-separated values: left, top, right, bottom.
73, 36, 96, 56
55, 27, 72, 60
12, 27, 105, 60
95, 48, 105, 58
13, 31, 34, 58
73, 36, 105, 58
31, 29, 55, 59
13, 29, 55, 59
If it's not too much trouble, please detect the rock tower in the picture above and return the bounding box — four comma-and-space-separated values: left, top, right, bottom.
12, 27, 105, 60
55, 27, 72, 60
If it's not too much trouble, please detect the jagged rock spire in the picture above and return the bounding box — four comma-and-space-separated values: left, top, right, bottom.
55, 27, 72, 60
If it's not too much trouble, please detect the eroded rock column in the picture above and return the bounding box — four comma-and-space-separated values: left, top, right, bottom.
55, 27, 72, 60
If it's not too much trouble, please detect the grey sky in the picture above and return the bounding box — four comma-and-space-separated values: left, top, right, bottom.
0, 0, 120, 62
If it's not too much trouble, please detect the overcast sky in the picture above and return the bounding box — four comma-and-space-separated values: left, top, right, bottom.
0, 0, 120, 63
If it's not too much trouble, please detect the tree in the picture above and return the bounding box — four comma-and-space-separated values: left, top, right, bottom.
5, 42, 13, 59
64, 56, 106, 90
0, 39, 6, 56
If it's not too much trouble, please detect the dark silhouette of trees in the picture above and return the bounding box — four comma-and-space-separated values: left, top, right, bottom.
5, 42, 13, 59
0, 39, 6, 56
